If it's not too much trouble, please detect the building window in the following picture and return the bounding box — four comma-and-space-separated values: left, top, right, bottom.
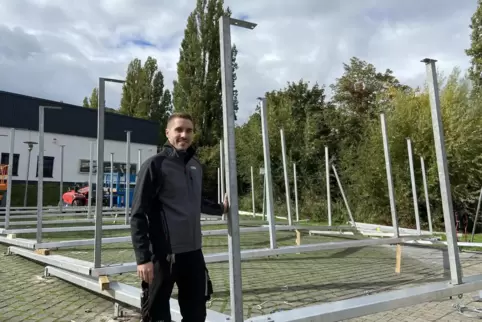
0, 153, 20, 176
79, 159, 97, 174
36, 156, 55, 178
79, 160, 136, 175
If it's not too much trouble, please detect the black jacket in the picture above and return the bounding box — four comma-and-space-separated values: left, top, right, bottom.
130, 142, 224, 265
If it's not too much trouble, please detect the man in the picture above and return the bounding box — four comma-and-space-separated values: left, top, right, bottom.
130, 112, 229, 322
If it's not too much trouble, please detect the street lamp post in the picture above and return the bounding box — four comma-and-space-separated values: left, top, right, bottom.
87, 140, 95, 219
0, 129, 14, 229
109, 152, 114, 208
23, 141, 38, 207
219, 15, 257, 321
37, 105, 62, 244
58, 144, 65, 212
125, 130, 132, 225
94, 77, 126, 268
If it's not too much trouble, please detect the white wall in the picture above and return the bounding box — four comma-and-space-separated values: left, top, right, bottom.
0, 127, 158, 183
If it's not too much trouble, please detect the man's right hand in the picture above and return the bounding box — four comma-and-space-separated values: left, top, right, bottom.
137, 262, 154, 284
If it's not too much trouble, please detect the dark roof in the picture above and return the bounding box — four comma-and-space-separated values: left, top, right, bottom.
0, 90, 159, 145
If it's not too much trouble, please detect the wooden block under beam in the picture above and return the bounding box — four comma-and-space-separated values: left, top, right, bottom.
295, 229, 301, 254
34, 249, 51, 256
295, 229, 301, 246
395, 244, 402, 274
99, 275, 110, 291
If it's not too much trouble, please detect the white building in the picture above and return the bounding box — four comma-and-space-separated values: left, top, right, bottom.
0, 90, 160, 185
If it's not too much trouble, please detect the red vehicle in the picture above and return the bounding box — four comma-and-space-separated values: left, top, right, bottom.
62, 183, 88, 206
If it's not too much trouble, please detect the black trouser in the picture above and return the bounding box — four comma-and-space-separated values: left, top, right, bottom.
140, 249, 212, 322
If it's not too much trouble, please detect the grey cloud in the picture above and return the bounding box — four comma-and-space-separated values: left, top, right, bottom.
0, 0, 478, 124
0, 26, 44, 60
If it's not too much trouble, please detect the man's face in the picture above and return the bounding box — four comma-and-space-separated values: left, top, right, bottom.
165, 117, 194, 150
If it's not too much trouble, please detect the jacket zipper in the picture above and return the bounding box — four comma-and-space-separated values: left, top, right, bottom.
185, 166, 195, 249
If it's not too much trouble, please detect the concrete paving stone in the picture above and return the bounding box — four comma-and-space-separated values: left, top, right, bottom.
3, 227, 482, 320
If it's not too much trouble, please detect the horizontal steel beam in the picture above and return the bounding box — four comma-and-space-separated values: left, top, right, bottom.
33, 224, 338, 249
1, 217, 123, 227
0, 211, 126, 220
246, 274, 482, 322
8, 246, 92, 275
90, 235, 424, 276
239, 210, 288, 221
44, 266, 229, 322
354, 222, 431, 235
0, 236, 36, 248
0, 220, 228, 235
405, 239, 482, 247
0, 207, 126, 215
0, 225, 131, 234
0, 206, 124, 210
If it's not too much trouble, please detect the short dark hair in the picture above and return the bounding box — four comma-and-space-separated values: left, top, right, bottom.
167, 112, 194, 126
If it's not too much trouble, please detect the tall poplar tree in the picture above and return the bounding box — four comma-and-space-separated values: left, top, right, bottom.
82, 88, 99, 108
173, 0, 239, 147
119, 58, 149, 117
466, 0, 482, 94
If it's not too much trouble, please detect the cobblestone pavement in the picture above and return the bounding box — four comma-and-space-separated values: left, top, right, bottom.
2, 224, 482, 321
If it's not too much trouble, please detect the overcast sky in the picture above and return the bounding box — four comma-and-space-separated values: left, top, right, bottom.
0, 0, 477, 124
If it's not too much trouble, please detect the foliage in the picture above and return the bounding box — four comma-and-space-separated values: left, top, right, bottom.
75, 2, 482, 232
172, 0, 238, 147
82, 88, 99, 109
466, 0, 482, 94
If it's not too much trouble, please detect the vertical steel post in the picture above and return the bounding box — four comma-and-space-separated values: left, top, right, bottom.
422, 58, 462, 284
219, 15, 251, 321
332, 165, 356, 226
59, 144, 65, 212
125, 130, 131, 224
219, 139, 226, 221
94, 77, 106, 268
471, 187, 482, 243
407, 138, 421, 234
262, 173, 266, 221
280, 128, 293, 225
110, 153, 114, 208
420, 156, 433, 233
23, 142, 35, 207
5, 128, 15, 229
259, 97, 277, 249
217, 167, 221, 203
380, 113, 400, 237
325, 146, 332, 226
87, 141, 94, 218
251, 166, 255, 217
37, 106, 45, 244
137, 149, 142, 173
293, 162, 299, 222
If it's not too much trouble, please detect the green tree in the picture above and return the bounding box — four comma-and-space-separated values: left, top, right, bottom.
338, 69, 482, 228
172, 0, 238, 147
82, 88, 98, 108
235, 80, 335, 220
330, 57, 409, 147
119, 58, 149, 117
466, 0, 482, 94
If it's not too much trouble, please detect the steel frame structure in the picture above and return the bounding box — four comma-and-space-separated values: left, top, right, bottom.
0, 217, 228, 236
0, 211, 126, 221
1, 23, 476, 321
43, 266, 231, 322
216, 18, 475, 320
7, 233, 425, 277
244, 58, 472, 320
1, 221, 347, 250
